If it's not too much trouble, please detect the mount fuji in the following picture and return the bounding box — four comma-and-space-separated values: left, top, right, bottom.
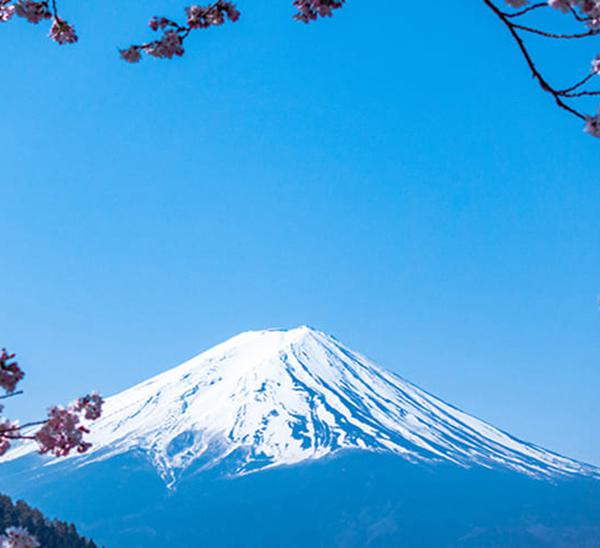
1, 326, 599, 547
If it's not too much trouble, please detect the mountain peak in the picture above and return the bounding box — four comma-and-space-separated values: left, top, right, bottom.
3, 327, 598, 487
222, 324, 326, 346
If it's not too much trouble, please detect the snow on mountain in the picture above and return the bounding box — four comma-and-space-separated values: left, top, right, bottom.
4, 326, 597, 486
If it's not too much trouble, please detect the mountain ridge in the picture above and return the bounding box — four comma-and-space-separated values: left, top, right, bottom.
3, 326, 598, 487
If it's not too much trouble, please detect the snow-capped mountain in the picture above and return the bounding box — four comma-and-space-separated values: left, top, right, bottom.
3, 326, 600, 548
4, 326, 597, 486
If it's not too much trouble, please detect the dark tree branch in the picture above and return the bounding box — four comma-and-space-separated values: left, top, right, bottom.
512, 23, 600, 39
505, 2, 548, 18
558, 73, 596, 94
0, 390, 24, 401
482, 0, 587, 121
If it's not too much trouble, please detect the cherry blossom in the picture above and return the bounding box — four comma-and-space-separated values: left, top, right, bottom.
48, 17, 77, 44
121, 1, 240, 63
14, 0, 50, 24
0, 527, 39, 548
0, 350, 24, 394
149, 16, 174, 32
0, 349, 103, 460
35, 406, 91, 457
186, 1, 240, 29
547, 0, 571, 13
584, 111, 600, 136
0, 419, 18, 456
293, 0, 345, 22
119, 46, 142, 63
73, 392, 104, 420
145, 30, 185, 59
0, 1, 15, 22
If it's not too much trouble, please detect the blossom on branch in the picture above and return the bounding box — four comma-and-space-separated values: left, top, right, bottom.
293, 0, 345, 22
3, 0, 78, 48
559, 0, 600, 26
186, 1, 240, 29
122, 1, 240, 63
0, 419, 19, 456
0, 527, 40, 548
584, 111, 600, 136
73, 392, 104, 420
149, 16, 176, 32
0, 1, 15, 22
120, 46, 142, 63
35, 406, 90, 457
0, 350, 24, 394
547, 0, 571, 13
14, 0, 50, 24
145, 30, 185, 59
49, 17, 77, 45
35, 394, 104, 457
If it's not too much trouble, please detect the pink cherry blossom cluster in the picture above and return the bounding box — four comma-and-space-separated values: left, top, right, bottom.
292, 0, 345, 23
0, 1, 15, 21
33, 393, 104, 457
0, 349, 103, 459
73, 392, 103, 420
0, 350, 24, 394
0, 0, 76, 45
14, 0, 50, 24
35, 405, 92, 457
0, 419, 18, 456
120, 0, 240, 63
496, 0, 600, 136
48, 16, 77, 44
186, 1, 240, 28
0, 526, 39, 548
584, 108, 600, 135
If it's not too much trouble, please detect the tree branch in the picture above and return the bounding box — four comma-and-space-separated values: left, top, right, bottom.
505, 2, 548, 18
482, 0, 587, 121
0, 390, 24, 401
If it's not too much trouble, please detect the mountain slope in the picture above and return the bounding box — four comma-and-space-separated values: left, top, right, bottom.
4, 326, 596, 486
5, 451, 600, 548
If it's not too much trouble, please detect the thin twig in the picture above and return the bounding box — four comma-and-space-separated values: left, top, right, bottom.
557, 73, 595, 95
512, 23, 600, 39
505, 2, 547, 18
1, 420, 47, 433
564, 89, 600, 97
0, 390, 24, 401
569, 6, 592, 23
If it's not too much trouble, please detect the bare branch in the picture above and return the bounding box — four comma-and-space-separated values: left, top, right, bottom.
558, 73, 596, 94
0, 390, 24, 401
505, 2, 548, 18
512, 23, 600, 39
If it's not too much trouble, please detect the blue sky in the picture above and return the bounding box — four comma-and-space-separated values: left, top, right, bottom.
1, 1, 599, 465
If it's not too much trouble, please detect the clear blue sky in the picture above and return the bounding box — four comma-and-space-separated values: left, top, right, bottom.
1, 1, 599, 465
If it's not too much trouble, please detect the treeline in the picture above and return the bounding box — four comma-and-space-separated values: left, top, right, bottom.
0, 494, 97, 547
